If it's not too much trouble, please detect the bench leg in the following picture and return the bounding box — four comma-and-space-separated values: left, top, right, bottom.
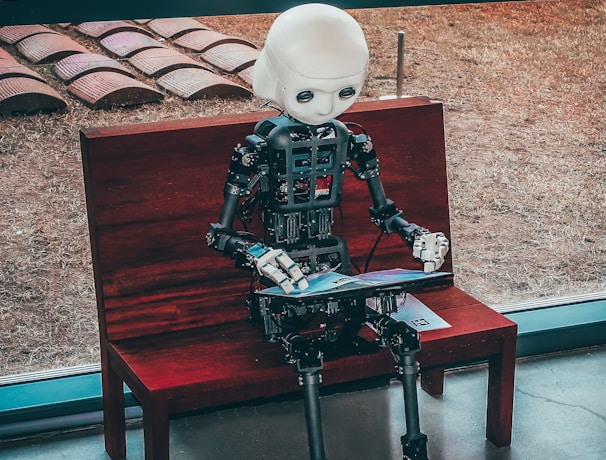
143, 398, 169, 460
420, 366, 445, 396
486, 333, 516, 447
102, 354, 126, 459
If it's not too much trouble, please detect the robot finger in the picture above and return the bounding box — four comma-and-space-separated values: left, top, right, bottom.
296, 276, 309, 291
412, 239, 423, 260
414, 233, 449, 273
259, 262, 295, 294
275, 252, 309, 291
423, 261, 436, 273
438, 235, 449, 258
433, 234, 449, 271
423, 256, 444, 273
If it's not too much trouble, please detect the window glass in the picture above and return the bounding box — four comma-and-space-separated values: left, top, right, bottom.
1, 2, 604, 378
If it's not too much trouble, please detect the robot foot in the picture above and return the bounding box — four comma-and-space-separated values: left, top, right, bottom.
401, 432, 428, 460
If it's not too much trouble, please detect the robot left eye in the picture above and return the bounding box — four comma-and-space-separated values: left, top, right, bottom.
296, 91, 314, 103
339, 87, 356, 99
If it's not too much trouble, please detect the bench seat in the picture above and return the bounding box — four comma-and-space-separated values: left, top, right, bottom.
81, 97, 516, 460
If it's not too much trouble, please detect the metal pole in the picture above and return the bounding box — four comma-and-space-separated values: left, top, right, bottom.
396, 31, 406, 98
301, 372, 326, 460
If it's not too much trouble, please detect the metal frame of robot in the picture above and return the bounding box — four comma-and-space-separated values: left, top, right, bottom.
206, 111, 446, 460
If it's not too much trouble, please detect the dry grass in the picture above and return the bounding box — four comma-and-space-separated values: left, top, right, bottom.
1, 0, 604, 376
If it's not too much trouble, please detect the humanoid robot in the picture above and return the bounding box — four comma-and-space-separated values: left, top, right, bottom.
207, 4, 449, 460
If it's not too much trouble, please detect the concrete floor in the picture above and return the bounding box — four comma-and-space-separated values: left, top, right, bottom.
1, 346, 605, 460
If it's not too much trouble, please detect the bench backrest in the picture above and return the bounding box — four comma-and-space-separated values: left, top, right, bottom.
80, 97, 452, 342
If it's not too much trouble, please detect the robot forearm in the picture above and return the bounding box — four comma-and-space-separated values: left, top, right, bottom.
369, 201, 427, 245
351, 133, 425, 244
351, 133, 449, 272
206, 223, 255, 268
207, 140, 260, 263
371, 208, 449, 273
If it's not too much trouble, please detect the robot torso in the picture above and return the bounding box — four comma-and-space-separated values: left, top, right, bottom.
247, 116, 352, 274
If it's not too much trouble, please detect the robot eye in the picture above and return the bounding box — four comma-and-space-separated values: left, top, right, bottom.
296, 91, 314, 103
339, 87, 356, 99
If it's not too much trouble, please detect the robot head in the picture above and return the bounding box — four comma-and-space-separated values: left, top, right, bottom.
252, 3, 369, 125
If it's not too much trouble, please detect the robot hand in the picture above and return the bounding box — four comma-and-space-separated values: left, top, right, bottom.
247, 243, 309, 294
412, 232, 449, 273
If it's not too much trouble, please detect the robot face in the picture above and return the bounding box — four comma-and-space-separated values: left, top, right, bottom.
283, 75, 365, 126
253, 3, 369, 125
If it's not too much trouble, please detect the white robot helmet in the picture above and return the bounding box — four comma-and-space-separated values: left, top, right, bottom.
252, 3, 369, 125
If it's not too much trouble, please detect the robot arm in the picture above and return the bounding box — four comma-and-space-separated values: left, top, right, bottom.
247, 243, 309, 294
206, 143, 258, 266
349, 132, 449, 272
206, 141, 309, 293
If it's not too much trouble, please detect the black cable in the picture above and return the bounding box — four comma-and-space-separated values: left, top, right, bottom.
343, 121, 368, 135
234, 230, 261, 242
363, 230, 384, 273
336, 204, 345, 233
261, 100, 285, 116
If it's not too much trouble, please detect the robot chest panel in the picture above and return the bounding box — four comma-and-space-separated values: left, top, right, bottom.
269, 146, 345, 210
262, 121, 348, 212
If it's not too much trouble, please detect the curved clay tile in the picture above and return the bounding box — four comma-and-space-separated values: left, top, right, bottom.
76, 21, 152, 39
100, 31, 166, 58
156, 67, 251, 100
0, 59, 46, 82
128, 47, 209, 77
201, 42, 259, 73
174, 30, 255, 53
147, 17, 208, 39
0, 25, 57, 45
0, 76, 66, 114
0, 48, 17, 60
67, 71, 164, 109
237, 65, 254, 86
54, 53, 134, 83
16, 33, 88, 64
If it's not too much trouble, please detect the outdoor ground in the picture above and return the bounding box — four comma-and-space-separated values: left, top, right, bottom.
1, 0, 604, 376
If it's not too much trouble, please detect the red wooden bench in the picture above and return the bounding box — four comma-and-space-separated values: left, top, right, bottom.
80, 97, 516, 460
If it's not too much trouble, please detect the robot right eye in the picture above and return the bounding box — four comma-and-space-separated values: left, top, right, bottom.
339, 87, 356, 99
296, 90, 314, 103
